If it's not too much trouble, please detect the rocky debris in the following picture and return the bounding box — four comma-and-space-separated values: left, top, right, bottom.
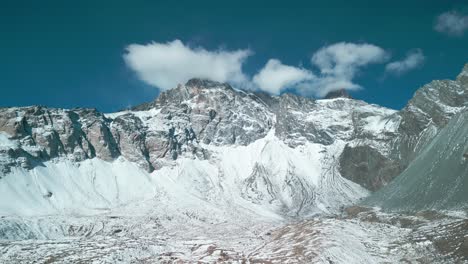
343, 205, 372, 218
343, 207, 468, 261
2, 208, 465, 263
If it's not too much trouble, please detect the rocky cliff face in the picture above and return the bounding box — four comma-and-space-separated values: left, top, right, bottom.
1, 64, 467, 194
0, 80, 275, 173
393, 68, 468, 167
339, 64, 468, 190
0, 107, 120, 174
366, 108, 468, 210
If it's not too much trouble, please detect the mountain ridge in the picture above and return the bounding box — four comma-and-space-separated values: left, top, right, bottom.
1, 65, 467, 181
0, 64, 466, 217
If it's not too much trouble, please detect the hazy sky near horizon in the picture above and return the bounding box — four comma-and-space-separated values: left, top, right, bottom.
0, 0, 467, 112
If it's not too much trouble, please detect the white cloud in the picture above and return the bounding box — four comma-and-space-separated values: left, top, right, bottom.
311, 42, 389, 78
253, 42, 388, 97
297, 42, 388, 97
435, 11, 468, 36
124, 40, 390, 98
252, 59, 314, 94
123, 39, 252, 91
385, 49, 425, 75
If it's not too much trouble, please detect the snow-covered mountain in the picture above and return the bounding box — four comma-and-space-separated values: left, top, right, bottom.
0, 64, 467, 263
0, 77, 399, 216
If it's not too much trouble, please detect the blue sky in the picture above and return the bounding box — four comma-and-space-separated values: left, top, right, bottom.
0, 0, 467, 112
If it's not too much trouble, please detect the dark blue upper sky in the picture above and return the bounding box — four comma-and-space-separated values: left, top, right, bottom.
1, 0, 467, 112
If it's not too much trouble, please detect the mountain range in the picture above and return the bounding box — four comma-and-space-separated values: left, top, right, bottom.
0, 64, 467, 263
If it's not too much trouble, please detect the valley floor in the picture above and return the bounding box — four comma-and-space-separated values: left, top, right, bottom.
1, 206, 467, 263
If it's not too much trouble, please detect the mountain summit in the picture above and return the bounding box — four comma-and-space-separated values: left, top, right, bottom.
324, 88, 352, 99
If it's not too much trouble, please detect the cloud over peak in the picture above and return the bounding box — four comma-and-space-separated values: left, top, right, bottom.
385, 49, 425, 75
125, 40, 416, 98
304, 42, 389, 96
252, 42, 390, 97
251, 43, 389, 97
253, 59, 314, 95
435, 11, 468, 36
124, 40, 252, 91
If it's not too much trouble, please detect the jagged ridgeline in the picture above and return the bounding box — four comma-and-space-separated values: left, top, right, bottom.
363, 64, 468, 211
0, 63, 467, 216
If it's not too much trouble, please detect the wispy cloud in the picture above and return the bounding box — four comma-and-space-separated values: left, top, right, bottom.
385, 49, 425, 75
124, 40, 252, 91
435, 11, 468, 36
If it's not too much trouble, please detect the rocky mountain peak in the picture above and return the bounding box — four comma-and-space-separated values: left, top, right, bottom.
324, 89, 352, 99
131, 78, 234, 111
185, 78, 233, 90
456, 63, 468, 84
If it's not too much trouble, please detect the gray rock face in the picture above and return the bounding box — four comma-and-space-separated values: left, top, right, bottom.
110, 114, 153, 171
128, 79, 274, 169
0, 79, 276, 173
365, 108, 468, 211
339, 64, 467, 189
154, 80, 274, 147
1, 64, 467, 193
0, 107, 120, 173
274, 93, 334, 146
339, 145, 403, 191
392, 65, 468, 167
